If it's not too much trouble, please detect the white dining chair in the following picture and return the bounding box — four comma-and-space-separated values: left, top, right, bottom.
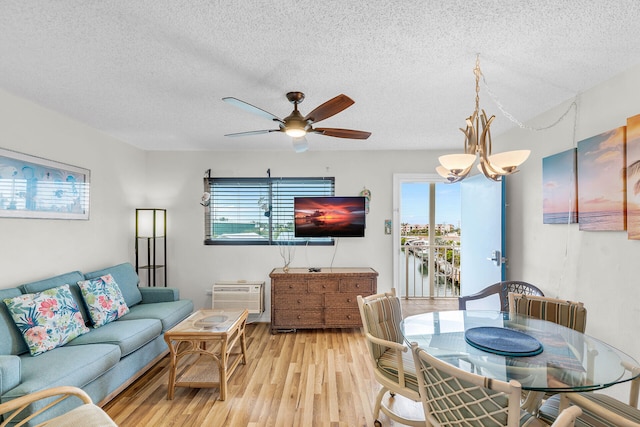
357, 288, 424, 427
410, 342, 582, 426
538, 361, 640, 427
0, 385, 117, 427
508, 293, 587, 333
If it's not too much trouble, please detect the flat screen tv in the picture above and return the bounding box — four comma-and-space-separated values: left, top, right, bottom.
294, 196, 366, 238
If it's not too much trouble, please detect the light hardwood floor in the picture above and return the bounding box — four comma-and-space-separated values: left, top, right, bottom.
103, 298, 458, 426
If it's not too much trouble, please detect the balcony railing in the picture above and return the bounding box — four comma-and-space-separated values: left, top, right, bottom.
401, 241, 460, 298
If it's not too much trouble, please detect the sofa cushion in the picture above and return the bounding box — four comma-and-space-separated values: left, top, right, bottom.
19, 271, 90, 325
0, 355, 21, 395
0, 288, 28, 355
83, 263, 142, 308
139, 287, 180, 304
67, 318, 162, 357
119, 299, 194, 332
77, 274, 130, 327
3, 284, 90, 356
4, 344, 121, 399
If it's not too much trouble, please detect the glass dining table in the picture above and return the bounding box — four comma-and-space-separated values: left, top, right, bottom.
401, 310, 639, 393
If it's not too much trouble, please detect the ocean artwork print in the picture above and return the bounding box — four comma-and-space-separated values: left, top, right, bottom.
542, 148, 578, 224
0, 148, 90, 219
627, 114, 640, 240
577, 126, 626, 231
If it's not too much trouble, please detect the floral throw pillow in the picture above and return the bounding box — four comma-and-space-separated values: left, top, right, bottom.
3, 284, 90, 356
77, 274, 129, 328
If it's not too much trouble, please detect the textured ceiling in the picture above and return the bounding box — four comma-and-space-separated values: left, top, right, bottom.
1, 1, 640, 151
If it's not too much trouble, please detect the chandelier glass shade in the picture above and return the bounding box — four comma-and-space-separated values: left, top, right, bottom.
437, 56, 530, 182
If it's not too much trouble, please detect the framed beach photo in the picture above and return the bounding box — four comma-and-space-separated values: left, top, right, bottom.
577, 126, 626, 231
542, 148, 578, 224
627, 114, 640, 240
0, 148, 90, 220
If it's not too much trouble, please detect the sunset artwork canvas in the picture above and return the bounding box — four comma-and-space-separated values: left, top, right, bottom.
626, 114, 640, 240
542, 148, 577, 224
577, 126, 627, 231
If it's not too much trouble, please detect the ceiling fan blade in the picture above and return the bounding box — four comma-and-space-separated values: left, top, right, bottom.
303, 94, 354, 124
314, 128, 371, 140
224, 129, 281, 137
222, 97, 284, 123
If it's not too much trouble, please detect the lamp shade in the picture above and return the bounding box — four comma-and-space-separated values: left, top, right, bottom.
438, 154, 476, 172
137, 209, 166, 237
488, 150, 531, 171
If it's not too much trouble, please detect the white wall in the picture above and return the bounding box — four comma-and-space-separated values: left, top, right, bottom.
0, 89, 146, 286
497, 64, 640, 400
143, 149, 449, 320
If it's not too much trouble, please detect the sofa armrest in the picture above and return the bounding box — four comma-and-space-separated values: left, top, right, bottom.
139, 287, 180, 303
0, 355, 21, 395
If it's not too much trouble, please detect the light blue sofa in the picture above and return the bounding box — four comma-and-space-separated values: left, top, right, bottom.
0, 262, 194, 425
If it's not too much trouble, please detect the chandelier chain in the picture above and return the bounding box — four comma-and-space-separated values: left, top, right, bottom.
479, 72, 577, 132
474, 56, 481, 113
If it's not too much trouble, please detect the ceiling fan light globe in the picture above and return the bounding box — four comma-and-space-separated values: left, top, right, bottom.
285, 128, 307, 138
438, 153, 476, 173
292, 136, 309, 153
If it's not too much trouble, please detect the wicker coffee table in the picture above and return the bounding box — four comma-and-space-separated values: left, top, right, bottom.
164, 309, 248, 400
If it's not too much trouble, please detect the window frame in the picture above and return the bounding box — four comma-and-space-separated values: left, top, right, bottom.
204, 176, 335, 246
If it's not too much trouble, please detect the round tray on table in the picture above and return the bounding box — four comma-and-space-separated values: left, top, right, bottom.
464, 326, 543, 357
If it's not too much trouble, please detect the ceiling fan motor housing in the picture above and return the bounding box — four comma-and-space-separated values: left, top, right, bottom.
286, 91, 305, 104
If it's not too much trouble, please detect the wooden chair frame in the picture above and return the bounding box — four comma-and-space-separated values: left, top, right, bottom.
0, 386, 117, 427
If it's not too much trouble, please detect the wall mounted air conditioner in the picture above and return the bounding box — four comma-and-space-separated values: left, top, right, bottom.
212, 281, 264, 314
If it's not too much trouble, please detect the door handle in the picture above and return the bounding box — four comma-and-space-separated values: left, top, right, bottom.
487, 250, 507, 267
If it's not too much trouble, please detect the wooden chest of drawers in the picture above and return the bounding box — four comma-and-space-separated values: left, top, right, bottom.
269, 267, 378, 334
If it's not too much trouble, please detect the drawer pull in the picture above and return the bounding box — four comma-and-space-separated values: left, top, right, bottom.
297, 315, 302, 319
322, 284, 327, 288
297, 299, 302, 304
288, 284, 294, 289
356, 284, 360, 288
347, 315, 352, 319
346, 298, 352, 303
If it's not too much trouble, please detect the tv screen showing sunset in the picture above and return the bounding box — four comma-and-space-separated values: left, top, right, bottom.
294, 197, 365, 237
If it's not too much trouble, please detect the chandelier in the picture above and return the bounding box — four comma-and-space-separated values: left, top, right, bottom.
436, 55, 530, 182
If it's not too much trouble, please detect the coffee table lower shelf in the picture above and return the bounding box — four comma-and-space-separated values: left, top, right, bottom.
175, 353, 244, 390
164, 309, 248, 401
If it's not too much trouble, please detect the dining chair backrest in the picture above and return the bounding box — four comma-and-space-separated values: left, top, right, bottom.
358, 289, 404, 361
508, 293, 587, 333
357, 289, 423, 426
458, 280, 544, 311
410, 342, 582, 427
